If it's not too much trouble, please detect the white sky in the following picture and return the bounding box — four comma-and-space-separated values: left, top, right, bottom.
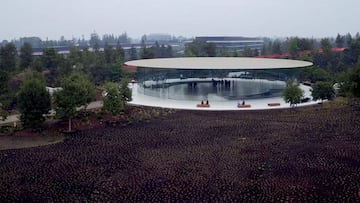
0, 0, 359, 41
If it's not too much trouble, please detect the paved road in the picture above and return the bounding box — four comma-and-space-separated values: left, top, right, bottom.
0, 101, 103, 125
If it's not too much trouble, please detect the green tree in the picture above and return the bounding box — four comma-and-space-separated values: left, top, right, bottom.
299, 67, 331, 83
287, 37, 299, 58
345, 33, 353, 47
139, 39, 155, 59
219, 46, 230, 57
68, 46, 81, 66
0, 70, 9, 113
129, 46, 138, 60
115, 42, 125, 61
41, 48, 63, 85
109, 60, 123, 82
335, 34, 345, 48
119, 78, 132, 105
53, 72, 95, 132
0, 43, 17, 71
0, 103, 7, 121
17, 77, 51, 129
204, 42, 216, 57
232, 48, 239, 57
184, 38, 216, 57
41, 48, 60, 69
242, 46, 253, 57
272, 40, 282, 54
30, 58, 44, 72
0, 70, 9, 120
282, 80, 304, 107
0, 70, 9, 96
348, 65, 360, 97
104, 43, 115, 63
311, 81, 335, 102
19, 42, 33, 70
320, 38, 332, 54
102, 82, 123, 114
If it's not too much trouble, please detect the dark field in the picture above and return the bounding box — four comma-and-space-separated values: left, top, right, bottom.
1, 104, 360, 202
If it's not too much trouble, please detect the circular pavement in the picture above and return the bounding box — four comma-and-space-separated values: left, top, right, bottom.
128, 83, 319, 111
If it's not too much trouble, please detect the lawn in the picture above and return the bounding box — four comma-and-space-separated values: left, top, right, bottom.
0, 103, 359, 202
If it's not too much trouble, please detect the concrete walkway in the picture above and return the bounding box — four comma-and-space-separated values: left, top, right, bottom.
128, 83, 320, 111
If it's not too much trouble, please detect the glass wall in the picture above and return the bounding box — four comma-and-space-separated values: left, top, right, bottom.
136, 67, 300, 101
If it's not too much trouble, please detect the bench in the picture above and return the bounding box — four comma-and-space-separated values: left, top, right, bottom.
238, 104, 251, 108
197, 104, 210, 108
268, 103, 280, 107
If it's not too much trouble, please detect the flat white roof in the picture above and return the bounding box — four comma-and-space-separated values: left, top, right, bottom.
125, 57, 313, 70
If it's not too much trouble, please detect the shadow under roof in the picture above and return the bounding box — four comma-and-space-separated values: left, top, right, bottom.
125, 57, 313, 70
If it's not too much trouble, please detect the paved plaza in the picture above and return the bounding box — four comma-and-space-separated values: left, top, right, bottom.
128, 82, 319, 111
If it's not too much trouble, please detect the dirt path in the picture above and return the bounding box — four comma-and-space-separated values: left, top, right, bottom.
0, 134, 65, 151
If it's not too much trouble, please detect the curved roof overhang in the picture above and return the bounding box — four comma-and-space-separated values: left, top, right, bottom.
125, 57, 313, 70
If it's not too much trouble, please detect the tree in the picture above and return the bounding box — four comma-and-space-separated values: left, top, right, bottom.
348, 65, 360, 98
287, 37, 299, 58
129, 46, 138, 60
299, 67, 331, 83
282, 80, 304, 107
272, 40, 282, 54
184, 38, 216, 57
0, 43, 17, 71
345, 33, 353, 47
109, 60, 123, 82
220, 46, 230, 57
90, 32, 101, 49
68, 46, 81, 66
102, 82, 123, 114
41, 48, 60, 69
139, 40, 155, 59
311, 81, 335, 102
104, 43, 115, 63
17, 77, 51, 129
0, 70, 9, 120
41, 48, 63, 85
242, 46, 253, 57
204, 42, 216, 57
119, 78, 132, 105
115, 42, 125, 61
232, 48, 239, 57
320, 38, 332, 54
19, 42, 33, 70
0, 103, 7, 121
335, 34, 345, 48
53, 72, 95, 132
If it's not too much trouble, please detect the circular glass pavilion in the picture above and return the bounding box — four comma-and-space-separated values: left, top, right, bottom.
125, 57, 313, 102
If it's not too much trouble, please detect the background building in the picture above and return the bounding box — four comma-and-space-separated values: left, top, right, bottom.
195, 36, 264, 53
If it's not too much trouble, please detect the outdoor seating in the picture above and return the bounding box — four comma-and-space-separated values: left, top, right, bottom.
197, 104, 210, 108
237, 104, 251, 108
268, 103, 280, 107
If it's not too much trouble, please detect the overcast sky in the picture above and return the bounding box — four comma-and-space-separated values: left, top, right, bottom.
1, 0, 359, 41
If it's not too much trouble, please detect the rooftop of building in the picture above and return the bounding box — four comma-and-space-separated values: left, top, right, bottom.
125, 57, 313, 70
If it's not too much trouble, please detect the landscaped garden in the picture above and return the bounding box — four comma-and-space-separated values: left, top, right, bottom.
0, 100, 359, 202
